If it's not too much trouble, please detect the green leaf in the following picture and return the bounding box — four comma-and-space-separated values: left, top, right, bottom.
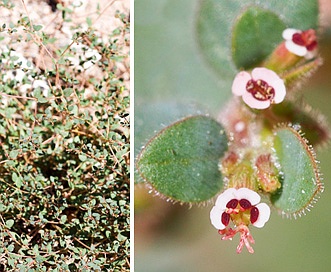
34, 88, 48, 103
86, 17, 92, 27
117, 233, 127, 242
33, 24, 43, 31
196, 0, 319, 79
9, 150, 19, 159
8, 257, 15, 267
12, 172, 22, 188
63, 88, 73, 97
271, 126, 323, 216
78, 154, 87, 161
60, 215, 67, 224
136, 115, 228, 203
0, 203, 6, 212
6, 219, 14, 228
231, 7, 286, 69
7, 244, 14, 252
4, 107, 16, 118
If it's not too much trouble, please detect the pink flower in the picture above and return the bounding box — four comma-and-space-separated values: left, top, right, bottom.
282, 28, 317, 59
210, 187, 271, 253
232, 67, 286, 109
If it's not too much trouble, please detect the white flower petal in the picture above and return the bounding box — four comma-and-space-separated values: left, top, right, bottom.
285, 40, 307, 56
242, 92, 271, 109
282, 28, 300, 40
215, 188, 237, 208
232, 71, 251, 96
252, 203, 271, 228
235, 188, 261, 205
210, 205, 226, 230
272, 79, 286, 103
251, 67, 279, 82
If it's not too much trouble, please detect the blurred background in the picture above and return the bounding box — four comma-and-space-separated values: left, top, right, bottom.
134, 0, 331, 271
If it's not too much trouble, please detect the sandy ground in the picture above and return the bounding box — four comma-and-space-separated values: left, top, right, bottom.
0, 0, 130, 90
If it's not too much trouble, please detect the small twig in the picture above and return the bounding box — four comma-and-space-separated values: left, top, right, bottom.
73, 237, 91, 250
93, 0, 117, 25
0, 177, 43, 200
0, 92, 37, 101
0, 214, 25, 248
59, 40, 77, 58
0, 160, 10, 165
20, 0, 55, 60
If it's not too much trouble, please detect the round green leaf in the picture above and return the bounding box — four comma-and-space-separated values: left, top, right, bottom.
60, 215, 67, 224
9, 150, 19, 159
6, 219, 14, 228
63, 88, 73, 97
136, 115, 228, 203
78, 154, 87, 162
196, 0, 318, 79
271, 126, 323, 216
33, 24, 43, 31
232, 7, 286, 69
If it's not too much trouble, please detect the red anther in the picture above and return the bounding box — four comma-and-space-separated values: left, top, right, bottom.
221, 212, 230, 226
226, 199, 239, 209
250, 206, 259, 224
292, 33, 305, 46
239, 199, 252, 209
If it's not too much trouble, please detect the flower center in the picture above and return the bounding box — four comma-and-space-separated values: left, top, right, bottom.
221, 198, 257, 226
292, 30, 317, 51
246, 79, 275, 101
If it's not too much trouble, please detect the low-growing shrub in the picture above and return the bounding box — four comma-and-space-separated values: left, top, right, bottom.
0, 1, 130, 270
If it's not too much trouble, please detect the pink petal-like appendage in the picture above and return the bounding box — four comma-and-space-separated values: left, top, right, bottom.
232, 71, 251, 96
252, 203, 271, 228
234, 188, 261, 205
242, 92, 271, 109
282, 28, 300, 40
215, 188, 237, 208
251, 67, 279, 82
210, 205, 226, 230
285, 40, 307, 56
272, 79, 286, 103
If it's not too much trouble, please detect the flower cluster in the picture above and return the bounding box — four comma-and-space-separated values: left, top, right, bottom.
231, 28, 318, 110
210, 27, 321, 254
210, 188, 270, 253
